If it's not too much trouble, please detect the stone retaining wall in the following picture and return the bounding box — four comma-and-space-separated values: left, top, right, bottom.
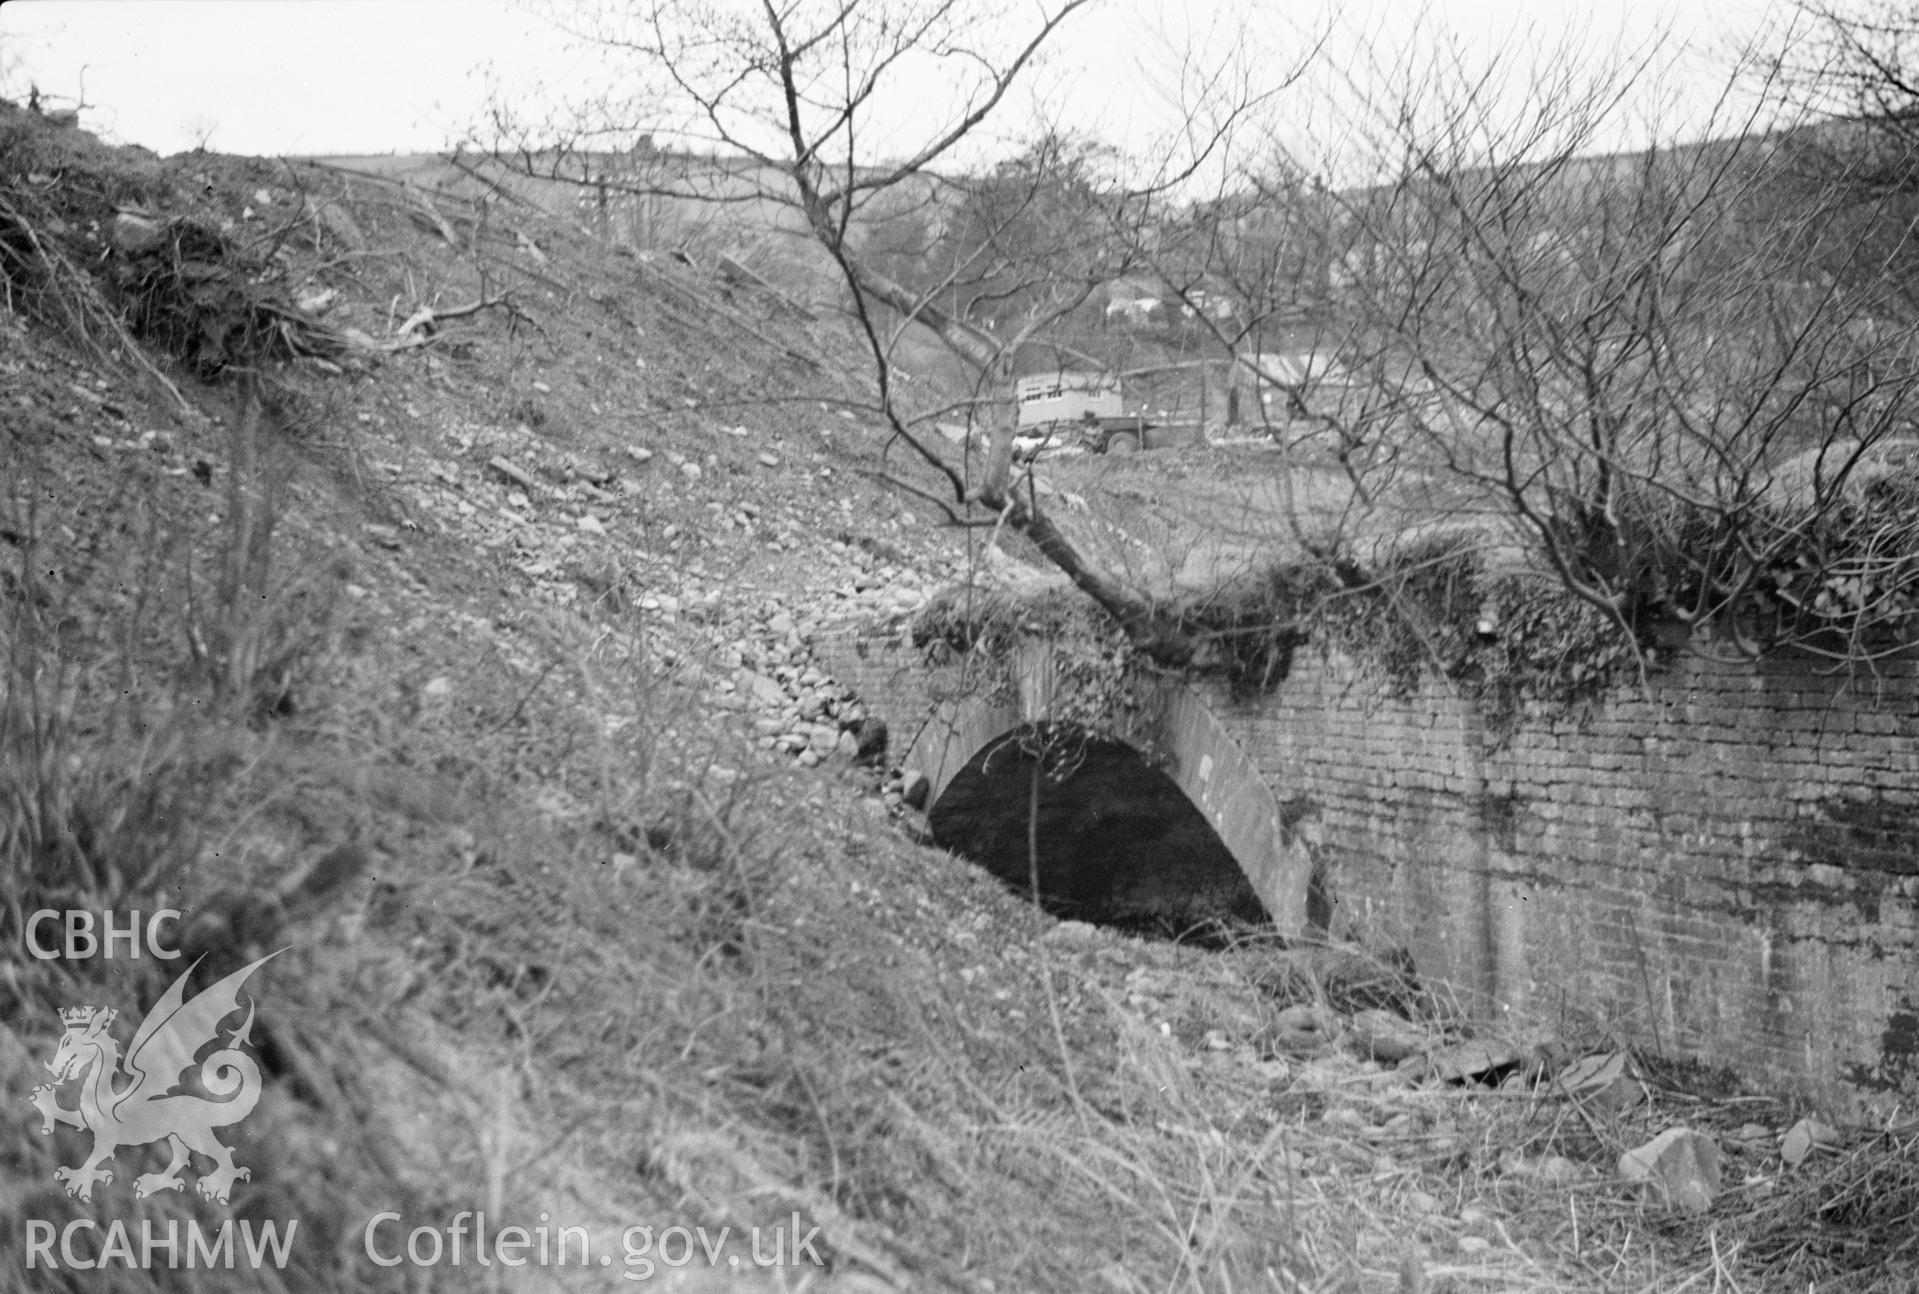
1234, 641, 1919, 1114
815, 623, 1919, 1115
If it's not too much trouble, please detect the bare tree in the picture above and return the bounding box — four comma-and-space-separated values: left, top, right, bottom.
1775, 2, 1919, 178
480, 0, 1291, 666
481, 4, 1919, 674
1762, 3, 1919, 311
1181, 33, 1919, 667
181, 114, 220, 153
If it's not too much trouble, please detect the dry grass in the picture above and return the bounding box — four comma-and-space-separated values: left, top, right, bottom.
0, 109, 1910, 1294
7, 432, 1909, 1289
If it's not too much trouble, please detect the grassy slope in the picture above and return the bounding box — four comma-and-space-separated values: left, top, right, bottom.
2, 110, 1910, 1294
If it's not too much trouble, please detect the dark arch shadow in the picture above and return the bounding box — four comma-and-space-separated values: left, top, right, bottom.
896, 658, 1312, 931
927, 724, 1269, 935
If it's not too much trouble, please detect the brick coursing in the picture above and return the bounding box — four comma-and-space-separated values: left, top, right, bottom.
1227, 643, 1919, 1115
816, 624, 1919, 1114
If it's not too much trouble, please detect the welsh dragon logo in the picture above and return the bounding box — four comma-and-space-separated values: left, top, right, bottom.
28, 952, 279, 1205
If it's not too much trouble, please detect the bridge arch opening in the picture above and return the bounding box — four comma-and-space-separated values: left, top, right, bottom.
926, 724, 1269, 938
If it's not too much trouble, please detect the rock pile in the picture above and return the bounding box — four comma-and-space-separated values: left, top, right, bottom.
724, 657, 877, 768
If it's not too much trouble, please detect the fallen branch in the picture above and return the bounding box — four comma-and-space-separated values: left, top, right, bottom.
334, 294, 524, 355
396, 293, 517, 339
404, 185, 463, 248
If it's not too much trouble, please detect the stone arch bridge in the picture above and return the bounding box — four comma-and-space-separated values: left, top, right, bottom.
843, 637, 1313, 933
813, 617, 1919, 1116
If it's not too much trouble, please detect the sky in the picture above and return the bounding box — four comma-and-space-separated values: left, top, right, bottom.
0, 0, 1785, 162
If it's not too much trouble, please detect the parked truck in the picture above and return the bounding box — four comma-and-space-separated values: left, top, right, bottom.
1012, 368, 1201, 456
1015, 370, 1121, 426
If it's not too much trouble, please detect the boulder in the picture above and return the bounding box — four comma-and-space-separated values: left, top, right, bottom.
737, 670, 787, 707
1550, 1050, 1646, 1114
1268, 1003, 1342, 1057
109, 210, 166, 255
851, 717, 888, 763
1347, 1008, 1424, 1064
1780, 1117, 1841, 1168
1619, 1127, 1721, 1214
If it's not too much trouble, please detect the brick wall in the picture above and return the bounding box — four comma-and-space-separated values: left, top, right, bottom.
1215, 640, 1919, 1115
817, 624, 1919, 1115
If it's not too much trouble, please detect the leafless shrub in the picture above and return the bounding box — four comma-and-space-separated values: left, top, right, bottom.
178, 377, 344, 718
1197, 35, 1919, 672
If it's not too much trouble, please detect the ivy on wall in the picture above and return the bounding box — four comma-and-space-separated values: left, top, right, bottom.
913, 586, 1148, 740
1307, 540, 1644, 737
912, 538, 1646, 745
